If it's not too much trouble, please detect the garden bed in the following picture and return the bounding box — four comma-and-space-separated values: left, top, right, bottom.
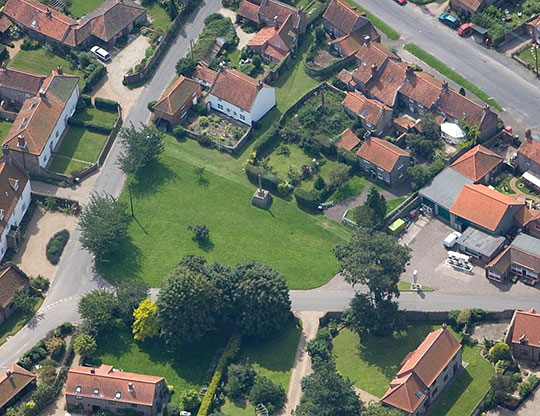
184, 111, 249, 148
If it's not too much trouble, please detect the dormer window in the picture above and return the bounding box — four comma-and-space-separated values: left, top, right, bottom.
128, 383, 134, 393
75, 386, 82, 394
360, 109, 367, 118
10, 179, 18, 191
0, 209, 4, 221
415, 391, 423, 399
116, 392, 121, 399
93, 388, 99, 396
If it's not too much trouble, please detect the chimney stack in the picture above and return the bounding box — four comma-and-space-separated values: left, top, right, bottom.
442, 80, 448, 92
483, 103, 490, 113
17, 135, 25, 148
90, 368, 95, 374
2, 144, 9, 158
257, 79, 263, 90
363, 35, 370, 46
1, 62, 6, 74
39, 87, 46, 100
46, 8, 52, 17
57, 65, 63, 75
128, 383, 134, 392
406, 65, 414, 79
363, 131, 371, 141
273, 15, 279, 29
525, 128, 532, 142
371, 64, 377, 77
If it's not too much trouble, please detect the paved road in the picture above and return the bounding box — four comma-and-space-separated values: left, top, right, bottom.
357, 0, 540, 131
0, 0, 222, 370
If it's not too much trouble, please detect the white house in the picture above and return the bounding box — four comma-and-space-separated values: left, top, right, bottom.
208, 68, 276, 126
0, 153, 31, 260
2, 70, 79, 174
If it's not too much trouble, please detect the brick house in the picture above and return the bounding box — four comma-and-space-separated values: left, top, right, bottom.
450, 0, 495, 16
526, 15, 540, 43
0, 155, 31, 261
356, 135, 412, 187
0, 263, 30, 326
505, 309, 540, 362
2, 70, 79, 174
208, 67, 275, 126
336, 128, 361, 152
246, 14, 295, 64
153, 76, 201, 127
0, 66, 46, 110
322, 0, 377, 40
517, 130, 540, 177
382, 325, 462, 416
237, 0, 307, 35
191, 64, 217, 89
3, 0, 147, 50
0, 363, 36, 414
449, 145, 503, 184
342, 91, 392, 136
65, 365, 168, 416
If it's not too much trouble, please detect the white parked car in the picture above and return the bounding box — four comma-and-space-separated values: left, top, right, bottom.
90, 46, 111, 62
443, 231, 462, 249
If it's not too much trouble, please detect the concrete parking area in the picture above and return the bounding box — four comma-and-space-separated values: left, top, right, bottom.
401, 217, 540, 297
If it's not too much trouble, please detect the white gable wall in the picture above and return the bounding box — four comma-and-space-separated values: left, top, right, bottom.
250, 86, 276, 123
0, 179, 31, 260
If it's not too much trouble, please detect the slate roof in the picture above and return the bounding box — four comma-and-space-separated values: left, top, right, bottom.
342, 91, 390, 127
0, 363, 35, 409
419, 167, 474, 211
450, 184, 525, 232
357, 136, 410, 173
237, 0, 260, 23
510, 308, 540, 348
153, 76, 200, 117
323, 0, 365, 36
0, 158, 29, 238
66, 365, 164, 407
3, 72, 79, 156
0, 67, 46, 96
455, 226, 506, 258
336, 128, 360, 151
450, 145, 503, 182
209, 68, 268, 112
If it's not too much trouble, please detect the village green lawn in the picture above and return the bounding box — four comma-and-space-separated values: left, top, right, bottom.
147, 2, 173, 32
8, 49, 86, 90
68, 0, 103, 18
98, 136, 349, 289
96, 326, 226, 405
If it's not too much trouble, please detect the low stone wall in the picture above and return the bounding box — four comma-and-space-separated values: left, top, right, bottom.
0, 109, 17, 121
304, 53, 355, 79
511, 42, 539, 77
184, 125, 253, 155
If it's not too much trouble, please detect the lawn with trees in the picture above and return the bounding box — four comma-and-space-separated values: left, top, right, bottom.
97, 136, 348, 289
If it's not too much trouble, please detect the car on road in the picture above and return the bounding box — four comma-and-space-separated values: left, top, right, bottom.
90, 46, 111, 62
458, 22, 473, 36
438, 13, 460, 29
443, 231, 462, 248
394, 0, 407, 4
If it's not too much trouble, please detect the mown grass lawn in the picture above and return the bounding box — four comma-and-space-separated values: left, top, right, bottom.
68, 0, 103, 18
331, 176, 368, 203
48, 157, 91, 176
72, 107, 118, 127
0, 297, 44, 346
386, 196, 406, 214
517, 46, 539, 70
8, 49, 86, 90
55, 127, 108, 163
96, 326, 226, 405
98, 136, 349, 289
147, 2, 173, 32
0, 120, 13, 142
333, 323, 460, 397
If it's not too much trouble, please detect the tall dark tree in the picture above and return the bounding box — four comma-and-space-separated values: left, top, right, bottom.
205, 261, 241, 327
363, 404, 403, 416
79, 193, 131, 260
157, 264, 218, 346
334, 228, 410, 300
295, 360, 362, 416
78, 289, 118, 334
347, 293, 403, 337
235, 262, 291, 338
117, 124, 164, 174
13, 291, 36, 318
116, 280, 149, 323
366, 187, 387, 225
175, 57, 196, 76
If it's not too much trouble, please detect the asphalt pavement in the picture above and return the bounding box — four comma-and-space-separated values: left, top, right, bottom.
358, 0, 540, 132
0, 0, 222, 370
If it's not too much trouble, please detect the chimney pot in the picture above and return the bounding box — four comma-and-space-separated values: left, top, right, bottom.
2, 144, 9, 157
6, 370, 12, 378
526, 129, 532, 142
483, 104, 490, 112
257, 79, 263, 90
371, 64, 377, 76
57, 65, 63, 75
273, 15, 279, 29
363, 35, 370, 45
17, 135, 25, 148
90, 368, 95, 374
406, 65, 413, 78
442, 80, 448, 91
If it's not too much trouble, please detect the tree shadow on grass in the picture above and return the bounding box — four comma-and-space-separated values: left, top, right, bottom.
95, 238, 144, 285
197, 238, 214, 252
131, 159, 178, 197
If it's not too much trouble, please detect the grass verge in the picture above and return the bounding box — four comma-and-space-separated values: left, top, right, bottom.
0, 297, 44, 346
403, 43, 503, 111
398, 281, 434, 292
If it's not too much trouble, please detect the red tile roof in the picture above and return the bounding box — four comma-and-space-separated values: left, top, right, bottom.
192, 64, 217, 86
0, 14, 12, 33
258, 0, 304, 33
511, 309, 540, 348
237, 0, 261, 23
450, 145, 503, 182
515, 207, 540, 228
0, 158, 29, 238
331, 27, 378, 57
323, 0, 365, 35
154, 76, 200, 118
209, 68, 268, 111
454, 0, 484, 12
66, 365, 164, 407
0, 263, 29, 310
382, 327, 461, 414
342, 91, 390, 127
368, 60, 408, 107
336, 128, 360, 151
518, 138, 540, 165
357, 136, 410, 172
0, 363, 35, 409
0, 67, 46, 96
353, 41, 399, 85
437, 88, 486, 125
4, 0, 79, 47
3, 72, 79, 156
399, 71, 442, 110
450, 184, 525, 232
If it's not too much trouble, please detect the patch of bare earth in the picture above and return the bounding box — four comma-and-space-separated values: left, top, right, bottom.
312, 45, 336, 68
12, 209, 78, 281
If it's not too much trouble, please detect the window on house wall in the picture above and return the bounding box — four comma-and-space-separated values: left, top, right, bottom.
240, 115, 245, 121
217, 104, 223, 110
520, 349, 528, 356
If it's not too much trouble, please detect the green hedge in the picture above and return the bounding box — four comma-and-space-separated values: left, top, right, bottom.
197, 334, 241, 416
82, 65, 106, 94
94, 97, 119, 112
68, 117, 113, 134
46, 229, 69, 265
253, 125, 279, 155
294, 188, 320, 211
80, 95, 93, 107
337, 147, 359, 171
245, 163, 281, 192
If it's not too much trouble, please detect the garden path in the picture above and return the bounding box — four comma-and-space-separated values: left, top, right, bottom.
278, 311, 324, 415
353, 387, 380, 405
509, 177, 540, 202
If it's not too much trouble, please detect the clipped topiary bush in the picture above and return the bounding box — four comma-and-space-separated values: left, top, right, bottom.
46, 229, 70, 265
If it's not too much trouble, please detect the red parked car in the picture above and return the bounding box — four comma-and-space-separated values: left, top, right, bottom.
458, 23, 473, 36
394, 0, 407, 4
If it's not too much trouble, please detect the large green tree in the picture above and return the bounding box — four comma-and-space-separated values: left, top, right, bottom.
295, 360, 362, 416
13, 291, 36, 318
117, 124, 164, 174
116, 280, 149, 323
74, 334, 97, 359
366, 187, 387, 225
78, 289, 118, 334
157, 264, 219, 346
235, 262, 291, 338
347, 293, 403, 337
79, 193, 131, 260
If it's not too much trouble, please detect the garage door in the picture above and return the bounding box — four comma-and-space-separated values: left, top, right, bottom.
438, 206, 450, 221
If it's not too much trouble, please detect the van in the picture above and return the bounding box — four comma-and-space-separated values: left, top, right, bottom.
90, 46, 111, 62
443, 231, 461, 248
